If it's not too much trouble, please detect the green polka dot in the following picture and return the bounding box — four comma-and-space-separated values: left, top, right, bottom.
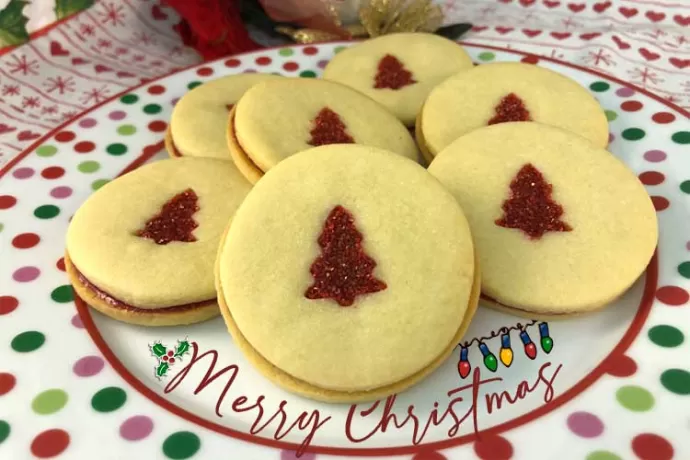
299, 70, 317, 78
605, 110, 617, 121
78, 161, 100, 173
649, 324, 684, 347
187, 81, 202, 90
162, 431, 201, 459
590, 81, 610, 92
678, 261, 690, 278
660, 368, 690, 395
478, 52, 495, 61
120, 94, 139, 104
672, 131, 690, 144
34, 205, 60, 219
36, 145, 57, 157
106, 143, 127, 156
586, 452, 621, 460
11, 331, 45, 352
31, 389, 68, 415
91, 387, 127, 412
117, 125, 136, 135
91, 179, 109, 191
334, 46, 347, 54
0, 223, 4, 233
50, 285, 73, 303
144, 104, 162, 114
0, 421, 9, 445
279, 48, 294, 56
680, 181, 690, 195
622, 128, 645, 140
615, 385, 654, 412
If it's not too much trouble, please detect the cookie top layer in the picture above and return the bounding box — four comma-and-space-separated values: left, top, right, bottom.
322, 33, 473, 126
233, 78, 418, 171
217, 145, 474, 392
428, 122, 657, 314
420, 62, 609, 156
170, 74, 280, 159
67, 157, 252, 308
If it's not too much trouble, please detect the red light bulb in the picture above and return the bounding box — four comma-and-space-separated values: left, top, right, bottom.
520, 331, 538, 360
457, 346, 471, 379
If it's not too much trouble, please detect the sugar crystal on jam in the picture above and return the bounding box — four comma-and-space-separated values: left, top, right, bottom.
488, 93, 532, 125
307, 107, 355, 146
374, 54, 417, 90
136, 188, 200, 245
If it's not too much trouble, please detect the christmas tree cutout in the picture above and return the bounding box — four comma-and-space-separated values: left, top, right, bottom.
307, 107, 355, 146
374, 54, 417, 90
305, 205, 387, 307
495, 164, 572, 239
136, 188, 200, 245
488, 93, 532, 125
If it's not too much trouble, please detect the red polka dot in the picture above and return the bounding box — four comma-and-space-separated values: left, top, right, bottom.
283, 61, 299, 71
256, 56, 272, 66
0, 296, 19, 315
632, 433, 674, 460
621, 100, 643, 112
638, 171, 665, 185
652, 112, 675, 124
12, 232, 40, 249
148, 120, 167, 132
55, 131, 75, 142
197, 66, 214, 76
521, 55, 540, 64
0, 372, 16, 395
31, 429, 70, 458
225, 58, 241, 67
605, 353, 637, 377
656, 286, 689, 306
412, 451, 447, 460
41, 166, 65, 179
147, 85, 166, 95
474, 435, 514, 460
651, 196, 669, 211
303, 46, 318, 55
56, 258, 66, 271
74, 141, 95, 153
0, 195, 17, 209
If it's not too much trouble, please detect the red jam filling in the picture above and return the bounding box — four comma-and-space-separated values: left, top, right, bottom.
305, 205, 387, 307
307, 107, 355, 146
374, 54, 417, 90
495, 163, 572, 239
136, 189, 200, 245
488, 93, 532, 125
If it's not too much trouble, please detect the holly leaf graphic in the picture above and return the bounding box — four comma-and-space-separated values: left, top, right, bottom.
174, 339, 190, 358
150, 342, 167, 358
55, 0, 95, 20
0, 0, 30, 47
155, 362, 170, 379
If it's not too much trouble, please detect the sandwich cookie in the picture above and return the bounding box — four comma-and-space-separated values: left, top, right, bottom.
418, 62, 609, 162
166, 74, 280, 159
428, 122, 657, 318
227, 78, 419, 183
216, 144, 479, 402
66, 157, 252, 326
322, 32, 474, 127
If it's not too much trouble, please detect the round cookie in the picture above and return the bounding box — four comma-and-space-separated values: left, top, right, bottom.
216, 144, 478, 402
428, 122, 658, 316
167, 74, 280, 159
322, 32, 473, 127
228, 78, 419, 183
66, 157, 252, 326
418, 62, 609, 161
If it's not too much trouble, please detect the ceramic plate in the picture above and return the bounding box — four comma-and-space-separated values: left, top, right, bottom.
1, 42, 689, 460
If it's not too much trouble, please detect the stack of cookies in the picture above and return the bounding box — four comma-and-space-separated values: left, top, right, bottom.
66, 32, 657, 403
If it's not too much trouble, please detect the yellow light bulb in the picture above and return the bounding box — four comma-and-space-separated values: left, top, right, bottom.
499, 347, 513, 367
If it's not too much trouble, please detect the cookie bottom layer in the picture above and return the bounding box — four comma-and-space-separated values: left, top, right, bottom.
65, 253, 220, 326
164, 128, 183, 158
415, 109, 434, 166
226, 107, 264, 184
215, 228, 481, 403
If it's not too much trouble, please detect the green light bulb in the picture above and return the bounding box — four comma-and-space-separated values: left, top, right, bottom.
484, 353, 498, 372
541, 337, 553, 354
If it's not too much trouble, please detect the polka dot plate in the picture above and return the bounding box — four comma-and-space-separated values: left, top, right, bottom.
0, 42, 689, 460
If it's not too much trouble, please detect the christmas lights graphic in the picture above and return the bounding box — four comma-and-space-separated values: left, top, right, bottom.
150, 338, 191, 379
457, 322, 554, 379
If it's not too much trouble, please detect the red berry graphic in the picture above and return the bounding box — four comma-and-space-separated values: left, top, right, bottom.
168, 358, 175, 364
167, 350, 174, 357
162, 355, 168, 361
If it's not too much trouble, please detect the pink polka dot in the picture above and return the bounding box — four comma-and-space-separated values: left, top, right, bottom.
73, 355, 105, 377
616, 87, 635, 97
566, 411, 604, 438
108, 110, 126, 121
13, 266, 40, 282
79, 118, 97, 128
686, 241, 690, 251
171, 98, 180, 106
243, 69, 257, 74
119, 415, 154, 441
71, 314, 84, 328
317, 60, 329, 69
643, 150, 666, 162
13, 167, 35, 179
50, 186, 73, 199
608, 132, 615, 143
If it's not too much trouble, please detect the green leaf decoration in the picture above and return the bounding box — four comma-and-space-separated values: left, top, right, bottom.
155, 362, 170, 378
151, 342, 167, 358
0, 0, 30, 47
174, 340, 190, 358
55, 0, 95, 20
